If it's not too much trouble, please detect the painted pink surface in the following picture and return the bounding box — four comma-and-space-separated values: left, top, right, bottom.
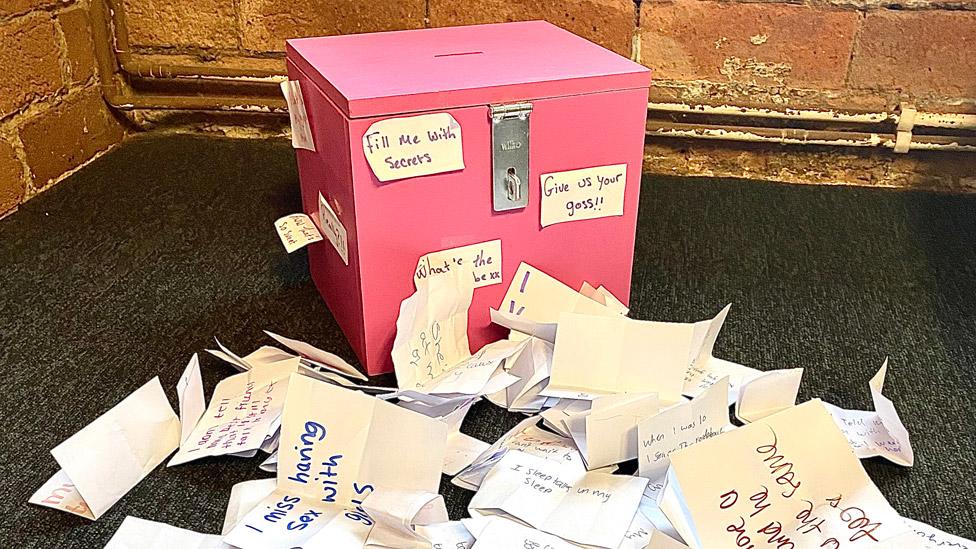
286, 21, 650, 118
287, 22, 651, 375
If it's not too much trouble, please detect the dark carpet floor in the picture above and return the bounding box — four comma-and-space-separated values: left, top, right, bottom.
1, 134, 974, 547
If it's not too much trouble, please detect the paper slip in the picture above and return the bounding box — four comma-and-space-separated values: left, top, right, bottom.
661, 399, 906, 549
470, 516, 578, 548
469, 450, 648, 548
169, 359, 298, 466
489, 307, 558, 342
637, 378, 730, 480
265, 330, 367, 380
889, 517, 975, 548
29, 377, 179, 520
683, 356, 763, 405
580, 281, 630, 315
825, 361, 913, 467
416, 239, 502, 290
545, 307, 727, 402
280, 80, 315, 151
259, 451, 277, 472
453, 417, 586, 491
565, 392, 663, 469
361, 489, 448, 548
393, 266, 473, 389
222, 478, 277, 534
444, 432, 491, 476
317, 193, 349, 265
223, 375, 448, 549
487, 337, 554, 413
540, 398, 591, 437
618, 506, 657, 549
417, 338, 526, 396
499, 262, 619, 324
105, 516, 227, 549
415, 521, 476, 548
735, 368, 803, 423
275, 213, 323, 253
363, 112, 464, 182
177, 354, 206, 443
540, 163, 627, 227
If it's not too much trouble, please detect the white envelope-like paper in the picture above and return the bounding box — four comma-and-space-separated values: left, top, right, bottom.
661, 399, 906, 549
29, 377, 180, 520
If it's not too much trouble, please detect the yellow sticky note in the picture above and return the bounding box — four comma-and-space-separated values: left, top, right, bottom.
362, 113, 464, 181
540, 164, 627, 227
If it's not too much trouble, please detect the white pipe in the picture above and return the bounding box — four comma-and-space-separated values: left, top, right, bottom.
649, 126, 976, 152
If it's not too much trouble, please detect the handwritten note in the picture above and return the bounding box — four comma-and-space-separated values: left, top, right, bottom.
392, 266, 473, 389
317, 193, 348, 265
661, 399, 906, 549
280, 80, 315, 151
415, 239, 502, 289
274, 213, 322, 253
168, 360, 298, 466
362, 112, 464, 181
470, 517, 578, 548
540, 164, 627, 227
499, 262, 619, 327
565, 392, 663, 469
468, 449, 647, 548
637, 377, 730, 480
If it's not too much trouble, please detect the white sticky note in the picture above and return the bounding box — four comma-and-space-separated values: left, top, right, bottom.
104, 516, 226, 549
637, 377, 730, 480
30, 378, 180, 520
362, 112, 464, 181
661, 400, 906, 549
540, 163, 627, 227
280, 80, 315, 151
274, 213, 322, 253
317, 193, 349, 265
177, 354, 205, 444
416, 239, 502, 289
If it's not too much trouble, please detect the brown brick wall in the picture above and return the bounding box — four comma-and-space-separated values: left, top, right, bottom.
0, 1, 125, 217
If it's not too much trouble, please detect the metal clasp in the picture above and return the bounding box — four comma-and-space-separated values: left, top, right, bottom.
490, 102, 532, 212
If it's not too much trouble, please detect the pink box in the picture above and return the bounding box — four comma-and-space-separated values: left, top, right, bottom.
286, 21, 651, 376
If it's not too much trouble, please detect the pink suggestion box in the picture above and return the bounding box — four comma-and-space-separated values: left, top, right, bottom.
286, 21, 651, 375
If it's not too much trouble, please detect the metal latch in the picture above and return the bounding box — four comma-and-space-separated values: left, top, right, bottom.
490, 102, 532, 212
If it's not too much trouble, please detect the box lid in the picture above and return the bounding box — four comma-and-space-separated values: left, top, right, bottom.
286, 21, 651, 119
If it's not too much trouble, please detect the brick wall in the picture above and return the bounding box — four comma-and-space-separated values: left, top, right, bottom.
0, 0, 125, 217
117, 0, 976, 114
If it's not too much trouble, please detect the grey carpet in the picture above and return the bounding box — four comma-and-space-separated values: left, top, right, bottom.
0, 134, 973, 546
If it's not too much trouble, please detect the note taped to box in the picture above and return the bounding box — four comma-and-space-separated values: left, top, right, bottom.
362, 112, 464, 181
540, 164, 627, 227
415, 239, 502, 289
317, 193, 349, 265
275, 213, 322, 253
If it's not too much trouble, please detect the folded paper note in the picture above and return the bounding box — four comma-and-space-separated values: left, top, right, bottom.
545, 307, 728, 402
565, 392, 663, 469
825, 360, 913, 467
169, 359, 298, 466
264, 330, 366, 381
734, 368, 804, 423
177, 354, 206, 443
683, 356, 762, 405
280, 80, 315, 151
661, 399, 906, 549
30, 378, 180, 520
105, 516, 227, 549
469, 450, 648, 548
499, 262, 619, 324
223, 375, 448, 549
637, 377, 731, 481
393, 266, 473, 390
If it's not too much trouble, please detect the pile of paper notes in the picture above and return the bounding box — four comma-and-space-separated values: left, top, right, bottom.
29, 261, 972, 549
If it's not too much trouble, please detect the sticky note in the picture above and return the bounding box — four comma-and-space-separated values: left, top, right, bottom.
362, 112, 465, 181
540, 164, 627, 227
274, 213, 322, 253
318, 193, 349, 265
415, 239, 502, 289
